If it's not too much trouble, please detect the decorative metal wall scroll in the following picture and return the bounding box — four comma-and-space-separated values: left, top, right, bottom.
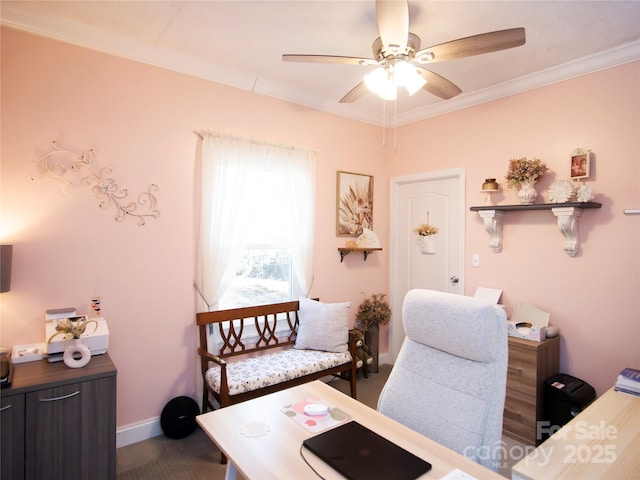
30, 141, 159, 226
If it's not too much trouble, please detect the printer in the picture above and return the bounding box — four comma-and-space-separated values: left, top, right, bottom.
544, 373, 596, 429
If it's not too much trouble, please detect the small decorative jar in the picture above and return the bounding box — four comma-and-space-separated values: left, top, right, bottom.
482, 178, 499, 190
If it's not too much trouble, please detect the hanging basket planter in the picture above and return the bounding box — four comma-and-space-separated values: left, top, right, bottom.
414, 213, 438, 255
419, 234, 436, 254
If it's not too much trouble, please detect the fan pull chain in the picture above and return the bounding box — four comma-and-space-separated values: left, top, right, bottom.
382, 99, 387, 149
393, 97, 398, 154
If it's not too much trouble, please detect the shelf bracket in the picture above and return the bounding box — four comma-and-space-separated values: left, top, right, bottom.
339, 250, 374, 262
337, 248, 381, 262
478, 210, 505, 253
552, 207, 582, 257
471, 202, 600, 257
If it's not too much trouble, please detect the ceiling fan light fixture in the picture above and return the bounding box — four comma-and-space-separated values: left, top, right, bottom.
378, 77, 398, 100
393, 61, 426, 95
365, 67, 397, 100
404, 72, 427, 96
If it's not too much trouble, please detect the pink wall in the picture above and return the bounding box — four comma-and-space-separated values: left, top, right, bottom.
0, 27, 389, 429
391, 62, 640, 396
1, 27, 638, 433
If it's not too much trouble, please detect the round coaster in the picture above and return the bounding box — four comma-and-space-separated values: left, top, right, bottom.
240, 420, 271, 438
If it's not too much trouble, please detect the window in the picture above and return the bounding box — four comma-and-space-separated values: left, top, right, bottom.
195, 132, 316, 312
219, 248, 291, 309
217, 164, 296, 309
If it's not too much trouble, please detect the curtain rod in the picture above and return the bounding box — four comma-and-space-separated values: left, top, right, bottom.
193, 130, 317, 154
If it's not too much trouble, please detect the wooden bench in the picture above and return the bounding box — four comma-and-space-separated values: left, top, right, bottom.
197, 300, 358, 413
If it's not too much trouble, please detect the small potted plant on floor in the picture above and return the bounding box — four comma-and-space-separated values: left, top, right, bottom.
355, 293, 391, 373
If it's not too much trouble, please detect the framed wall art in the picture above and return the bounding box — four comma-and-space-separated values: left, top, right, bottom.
570, 149, 590, 180
336, 171, 373, 236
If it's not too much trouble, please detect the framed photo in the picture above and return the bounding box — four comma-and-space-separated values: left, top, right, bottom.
336, 171, 373, 236
570, 149, 590, 180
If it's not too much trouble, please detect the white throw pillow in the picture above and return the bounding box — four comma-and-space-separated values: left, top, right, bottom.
294, 298, 351, 353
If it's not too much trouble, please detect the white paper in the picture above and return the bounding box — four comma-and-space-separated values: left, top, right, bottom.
440, 468, 478, 480
473, 287, 503, 305
511, 302, 550, 328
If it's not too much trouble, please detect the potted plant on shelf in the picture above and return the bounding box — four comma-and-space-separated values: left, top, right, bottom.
505, 157, 548, 204
355, 293, 391, 373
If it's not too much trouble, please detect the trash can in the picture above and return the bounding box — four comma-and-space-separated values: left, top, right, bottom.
160, 396, 200, 439
545, 373, 596, 429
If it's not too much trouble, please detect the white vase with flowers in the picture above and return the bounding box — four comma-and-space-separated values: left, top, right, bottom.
505, 157, 548, 205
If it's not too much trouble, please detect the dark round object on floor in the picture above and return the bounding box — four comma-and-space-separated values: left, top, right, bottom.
160, 396, 200, 439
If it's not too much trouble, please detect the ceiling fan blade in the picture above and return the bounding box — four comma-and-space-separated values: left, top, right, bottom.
414, 28, 526, 63
340, 82, 369, 103
376, 0, 409, 52
282, 54, 377, 66
416, 67, 462, 100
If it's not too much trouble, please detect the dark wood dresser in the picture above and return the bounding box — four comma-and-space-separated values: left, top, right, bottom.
1, 354, 117, 480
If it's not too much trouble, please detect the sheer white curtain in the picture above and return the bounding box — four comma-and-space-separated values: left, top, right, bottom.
195, 131, 317, 312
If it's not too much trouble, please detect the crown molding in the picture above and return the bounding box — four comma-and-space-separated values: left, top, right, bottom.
394, 40, 640, 126
2, 5, 639, 128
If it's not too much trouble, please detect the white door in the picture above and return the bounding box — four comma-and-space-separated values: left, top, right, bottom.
389, 169, 465, 360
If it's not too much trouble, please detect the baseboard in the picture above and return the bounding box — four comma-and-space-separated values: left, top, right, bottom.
116, 417, 163, 448
379, 351, 390, 366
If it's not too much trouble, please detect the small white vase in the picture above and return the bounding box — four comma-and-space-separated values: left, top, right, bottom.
517, 179, 538, 204
419, 235, 436, 254
63, 338, 91, 368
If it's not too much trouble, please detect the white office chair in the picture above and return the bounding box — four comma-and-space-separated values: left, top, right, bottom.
378, 289, 508, 471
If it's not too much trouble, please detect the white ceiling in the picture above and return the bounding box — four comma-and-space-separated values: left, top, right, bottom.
2, 1, 640, 126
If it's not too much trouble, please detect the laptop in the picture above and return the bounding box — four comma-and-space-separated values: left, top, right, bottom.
302, 421, 432, 480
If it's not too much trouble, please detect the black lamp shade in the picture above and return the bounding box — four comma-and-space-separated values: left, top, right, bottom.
1, 245, 13, 293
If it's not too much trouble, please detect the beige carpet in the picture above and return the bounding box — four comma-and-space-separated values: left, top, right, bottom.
116, 368, 389, 480
116, 427, 225, 480
116, 365, 524, 479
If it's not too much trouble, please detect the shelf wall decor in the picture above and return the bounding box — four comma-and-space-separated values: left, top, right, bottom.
470, 202, 601, 257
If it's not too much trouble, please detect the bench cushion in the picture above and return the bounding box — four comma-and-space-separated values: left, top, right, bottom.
205, 348, 352, 396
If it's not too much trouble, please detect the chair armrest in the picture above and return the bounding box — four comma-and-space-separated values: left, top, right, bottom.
197, 347, 227, 366
347, 331, 358, 360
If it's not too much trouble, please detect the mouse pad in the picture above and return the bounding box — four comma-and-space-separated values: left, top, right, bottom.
281, 397, 350, 433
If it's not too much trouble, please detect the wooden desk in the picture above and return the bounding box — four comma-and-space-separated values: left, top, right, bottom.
511, 388, 640, 479
197, 380, 503, 480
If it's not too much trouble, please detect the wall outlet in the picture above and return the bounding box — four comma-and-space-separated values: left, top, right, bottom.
472, 254, 480, 267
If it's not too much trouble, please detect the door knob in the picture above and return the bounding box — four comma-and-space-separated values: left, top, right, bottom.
449, 275, 459, 284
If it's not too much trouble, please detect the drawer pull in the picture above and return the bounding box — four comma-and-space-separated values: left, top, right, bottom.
0, 404, 12, 412
508, 366, 523, 376
504, 408, 522, 421
39, 390, 80, 402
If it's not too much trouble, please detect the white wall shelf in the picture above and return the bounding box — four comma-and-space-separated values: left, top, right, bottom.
470, 202, 602, 257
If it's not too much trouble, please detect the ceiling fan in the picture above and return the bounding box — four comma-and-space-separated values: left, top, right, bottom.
283, 0, 526, 103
